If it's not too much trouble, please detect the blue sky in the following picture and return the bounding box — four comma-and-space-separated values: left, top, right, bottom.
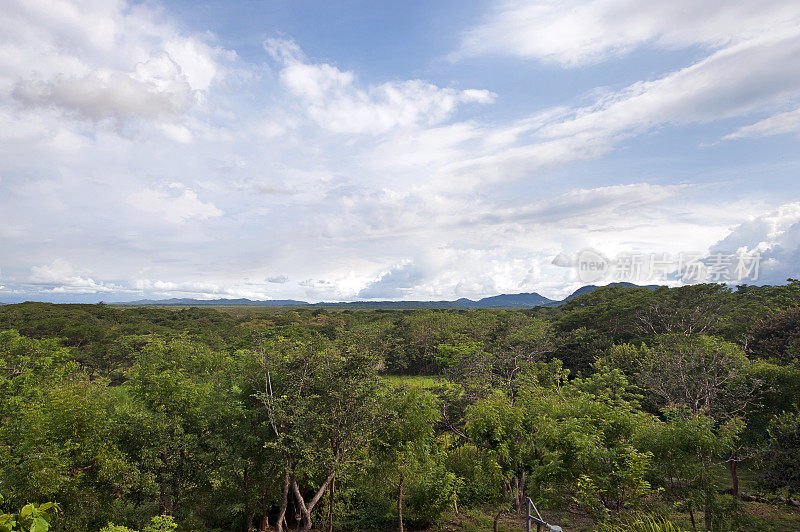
1, 0, 800, 303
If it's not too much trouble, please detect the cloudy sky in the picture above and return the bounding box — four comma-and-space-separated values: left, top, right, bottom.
1, 0, 800, 303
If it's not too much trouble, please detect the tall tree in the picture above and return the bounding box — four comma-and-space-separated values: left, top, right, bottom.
258, 336, 380, 531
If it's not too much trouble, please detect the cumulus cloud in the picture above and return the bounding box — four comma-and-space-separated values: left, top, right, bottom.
128, 186, 223, 224
12, 58, 195, 124
358, 261, 425, 299
265, 37, 494, 134
456, 0, 800, 66
30, 259, 119, 293
710, 203, 800, 283
1, 0, 231, 134
133, 278, 296, 300
134, 279, 223, 295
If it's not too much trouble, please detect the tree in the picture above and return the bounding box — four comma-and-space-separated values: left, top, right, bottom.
559, 284, 734, 342
374, 386, 441, 532
437, 317, 555, 404
122, 337, 253, 529
643, 408, 743, 532
606, 335, 762, 500
258, 336, 381, 531
463, 391, 542, 518
760, 410, 800, 494
519, 363, 659, 520
631, 335, 760, 420
0, 331, 136, 531
493, 316, 555, 403
748, 306, 800, 365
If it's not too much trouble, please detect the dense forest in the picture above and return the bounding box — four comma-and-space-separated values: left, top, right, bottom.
2, 282, 800, 531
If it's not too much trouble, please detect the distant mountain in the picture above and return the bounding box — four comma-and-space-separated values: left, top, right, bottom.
470, 292, 558, 307
120, 298, 308, 306
316, 292, 558, 309
106, 285, 659, 309
315, 299, 467, 309
116, 292, 558, 309
565, 282, 660, 300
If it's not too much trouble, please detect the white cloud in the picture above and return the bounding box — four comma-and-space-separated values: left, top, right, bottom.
725, 107, 800, 139
315, 183, 740, 300
317, 183, 687, 241
266, 37, 494, 134
546, 30, 800, 131
435, 28, 800, 187
456, 0, 800, 66
710, 202, 800, 283
128, 186, 223, 224
1, 0, 231, 135
133, 278, 294, 300
12, 59, 194, 124
2, 1, 799, 303
30, 259, 118, 293
358, 260, 423, 299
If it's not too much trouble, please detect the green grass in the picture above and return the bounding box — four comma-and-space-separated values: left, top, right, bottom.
381, 374, 448, 388
423, 498, 800, 532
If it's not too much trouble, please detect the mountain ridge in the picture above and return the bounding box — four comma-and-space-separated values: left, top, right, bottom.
109, 284, 660, 309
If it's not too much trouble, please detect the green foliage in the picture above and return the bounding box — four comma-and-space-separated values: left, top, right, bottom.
760, 410, 800, 493
595, 513, 688, 532
748, 305, 800, 364
445, 444, 505, 505
142, 515, 177, 532
603, 334, 760, 422
99, 514, 177, 532
0, 499, 59, 532
404, 457, 457, 525
1, 286, 799, 531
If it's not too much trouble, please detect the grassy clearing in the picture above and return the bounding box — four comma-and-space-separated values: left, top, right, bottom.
423, 498, 800, 531
381, 374, 448, 388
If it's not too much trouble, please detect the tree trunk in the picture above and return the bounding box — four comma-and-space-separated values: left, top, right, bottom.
258, 483, 270, 532
702, 460, 712, 532
327, 476, 335, 532
276, 470, 290, 532
728, 460, 740, 499
292, 471, 336, 532
493, 509, 502, 532
244, 466, 253, 532
397, 473, 404, 532
513, 477, 520, 514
